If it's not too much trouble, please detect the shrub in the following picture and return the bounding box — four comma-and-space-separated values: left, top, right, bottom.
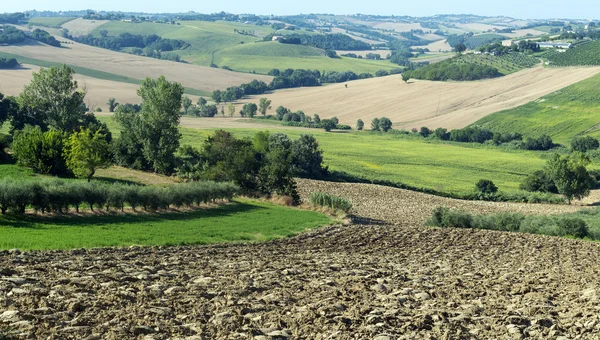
356, 119, 364, 131
571, 135, 599, 153
475, 179, 498, 195
474, 213, 525, 232
520, 170, 558, 193
557, 217, 588, 238
419, 127, 431, 138
310, 192, 352, 212
428, 207, 473, 229
12, 126, 69, 176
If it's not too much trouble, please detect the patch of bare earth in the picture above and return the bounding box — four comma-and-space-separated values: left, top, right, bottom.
1, 180, 599, 339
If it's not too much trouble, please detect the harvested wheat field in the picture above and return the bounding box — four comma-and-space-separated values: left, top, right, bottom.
2, 179, 600, 339
240, 66, 600, 130
60, 18, 111, 37
0, 65, 201, 112
0, 39, 272, 93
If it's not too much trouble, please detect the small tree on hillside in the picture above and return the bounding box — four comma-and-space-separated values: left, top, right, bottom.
475, 179, 498, 195
240, 103, 258, 118
227, 103, 236, 117
571, 135, 600, 153
313, 114, 321, 124
197, 97, 207, 107
419, 127, 431, 138
356, 119, 364, 131
402, 73, 410, 83
321, 119, 336, 132
455, 43, 467, 53
107, 97, 118, 112
546, 152, 593, 204
64, 127, 111, 182
371, 118, 380, 131
379, 117, 393, 132
182, 96, 193, 115
258, 97, 272, 116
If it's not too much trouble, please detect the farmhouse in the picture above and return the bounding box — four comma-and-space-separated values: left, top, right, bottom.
272, 36, 284, 41
538, 42, 572, 49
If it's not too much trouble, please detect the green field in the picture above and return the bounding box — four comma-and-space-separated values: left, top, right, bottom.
0, 199, 331, 250
27, 16, 76, 27
473, 73, 600, 144
90, 20, 398, 74
0, 52, 209, 97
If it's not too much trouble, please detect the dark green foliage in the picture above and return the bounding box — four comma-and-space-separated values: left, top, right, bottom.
356, 119, 364, 131
571, 135, 599, 153
0, 179, 238, 214
428, 207, 590, 239
405, 59, 501, 81
419, 127, 431, 138
371, 118, 380, 131
290, 134, 327, 178
240, 103, 257, 118
521, 135, 554, 150
321, 119, 336, 132
30, 29, 61, 47
434, 128, 450, 140
278, 33, 370, 50
449, 127, 493, 143
475, 179, 498, 194
72, 32, 188, 53
0, 58, 19, 69
378, 117, 393, 132
520, 170, 558, 193
546, 153, 593, 204
0, 25, 26, 44
310, 192, 352, 212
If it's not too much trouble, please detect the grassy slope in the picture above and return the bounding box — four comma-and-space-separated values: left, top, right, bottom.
92, 20, 398, 74
473, 73, 600, 144
28, 17, 76, 27
0, 199, 330, 250
0, 51, 208, 97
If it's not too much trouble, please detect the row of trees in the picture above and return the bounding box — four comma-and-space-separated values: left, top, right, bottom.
404, 60, 502, 81
275, 33, 371, 50
0, 58, 19, 69
0, 179, 238, 214
71, 32, 188, 52
417, 126, 554, 150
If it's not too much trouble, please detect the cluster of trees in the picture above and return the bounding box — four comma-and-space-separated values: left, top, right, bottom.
211, 80, 270, 104
261, 106, 348, 131
478, 40, 541, 55
371, 117, 393, 132
571, 135, 600, 153
30, 28, 61, 47
0, 12, 26, 24
418, 126, 554, 150
0, 25, 26, 44
521, 152, 593, 204
0, 58, 19, 69
0, 179, 238, 214
404, 60, 501, 81
176, 130, 327, 203
276, 33, 371, 50
182, 97, 219, 117
70, 32, 188, 54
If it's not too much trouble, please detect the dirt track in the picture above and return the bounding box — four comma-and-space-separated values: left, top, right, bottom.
1, 180, 600, 339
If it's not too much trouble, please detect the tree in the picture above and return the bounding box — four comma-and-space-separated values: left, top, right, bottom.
475, 179, 498, 195
402, 72, 411, 83
546, 153, 593, 204
371, 118, 380, 131
356, 119, 364, 131
182, 96, 193, 115
197, 97, 207, 106
571, 135, 599, 153
241, 103, 258, 118
321, 119, 336, 132
419, 127, 431, 138
12, 126, 69, 175
379, 117, 392, 132
227, 103, 236, 117
291, 134, 327, 178
455, 43, 467, 53
17, 65, 87, 132
211, 90, 222, 104
107, 98, 118, 112
313, 114, 321, 124
0, 93, 12, 129
258, 98, 272, 116
64, 127, 111, 182
115, 76, 184, 174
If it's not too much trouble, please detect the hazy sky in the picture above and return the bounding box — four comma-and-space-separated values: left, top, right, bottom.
2, 0, 598, 20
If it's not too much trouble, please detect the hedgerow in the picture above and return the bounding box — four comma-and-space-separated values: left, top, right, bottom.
0, 179, 239, 215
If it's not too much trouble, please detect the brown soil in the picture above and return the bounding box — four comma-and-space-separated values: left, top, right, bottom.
1, 179, 599, 339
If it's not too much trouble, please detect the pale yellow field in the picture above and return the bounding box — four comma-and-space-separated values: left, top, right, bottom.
0, 64, 201, 111
0, 39, 272, 93
330, 28, 383, 45
415, 39, 452, 52
238, 66, 600, 130
60, 18, 110, 36
371, 22, 424, 32
455, 23, 504, 32
502, 29, 547, 38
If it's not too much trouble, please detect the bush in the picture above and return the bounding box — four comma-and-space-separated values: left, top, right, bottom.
428, 207, 473, 229
557, 217, 588, 238
475, 179, 498, 195
310, 192, 352, 212
521, 135, 554, 151
12, 126, 69, 176
356, 119, 364, 131
520, 170, 558, 193
571, 135, 599, 153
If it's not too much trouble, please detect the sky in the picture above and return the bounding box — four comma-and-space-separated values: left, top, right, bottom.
2, 0, 599, 20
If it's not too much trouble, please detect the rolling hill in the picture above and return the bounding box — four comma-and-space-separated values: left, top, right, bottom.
237, 66, 600, 129
473, 72, 600, 144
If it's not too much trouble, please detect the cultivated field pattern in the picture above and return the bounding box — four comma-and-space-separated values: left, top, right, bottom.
241, 66, 600, 129
1, 179, 598, 339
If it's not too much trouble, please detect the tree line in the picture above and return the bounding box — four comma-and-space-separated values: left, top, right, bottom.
0, 65, 329, 204
403, 59, 501, 81
274, 33, 371, 50
0, 58, 19, 69
0, 26, 60, 47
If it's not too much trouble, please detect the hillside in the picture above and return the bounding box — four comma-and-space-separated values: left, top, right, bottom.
0, 37, 272, 93
547, 41, 600, 66
87, 20, 398, 73
238, 66, 600, 129
473, 72, 600, 144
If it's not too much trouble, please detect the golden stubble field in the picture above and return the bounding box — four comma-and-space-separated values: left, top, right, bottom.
0, 38, 272, 93
239, 66, 600, 129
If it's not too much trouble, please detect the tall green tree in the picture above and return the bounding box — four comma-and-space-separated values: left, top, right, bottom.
356, 119, 364, 131
12, 126, 69, 175
182, 96, 192, 114
17, 65, 87, 132
258, 98, 272, 116
64, 127, 111, 182
546, 152, 593, 204
107, 97, 118, 112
